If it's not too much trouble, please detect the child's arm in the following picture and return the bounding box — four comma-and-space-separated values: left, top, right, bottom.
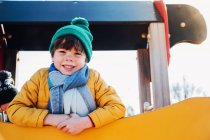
7, 68, 50, 127
57, 113, 93, 135
87, 69, 126, 128
43, 114, 70, 126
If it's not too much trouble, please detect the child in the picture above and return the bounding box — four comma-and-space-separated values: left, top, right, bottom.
7, 17, 126, 135
0, 70, 18, 122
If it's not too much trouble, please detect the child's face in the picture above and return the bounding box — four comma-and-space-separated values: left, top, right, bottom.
52, 47, 86, 75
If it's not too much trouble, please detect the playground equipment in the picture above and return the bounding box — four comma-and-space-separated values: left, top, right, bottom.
0, 0, 208, 139
1, 97, 210, 140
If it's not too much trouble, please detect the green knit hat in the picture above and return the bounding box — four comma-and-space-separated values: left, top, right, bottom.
49, 17, 93, 62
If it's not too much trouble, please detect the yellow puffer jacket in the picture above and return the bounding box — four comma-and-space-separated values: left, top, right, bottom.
7, 68, 125, 128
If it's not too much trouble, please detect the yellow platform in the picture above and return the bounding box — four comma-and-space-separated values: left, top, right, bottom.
1, 97, 210, 140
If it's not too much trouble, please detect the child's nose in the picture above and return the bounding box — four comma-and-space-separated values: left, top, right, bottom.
65, 53, 73, 61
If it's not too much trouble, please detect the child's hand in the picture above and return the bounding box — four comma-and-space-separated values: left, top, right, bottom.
57, 113, 93, 135
44, 114, 70, 126
69, 113, 80, 118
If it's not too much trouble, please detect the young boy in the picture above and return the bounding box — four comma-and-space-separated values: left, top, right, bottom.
0, 70, 18, 122
7, 17, 125, 135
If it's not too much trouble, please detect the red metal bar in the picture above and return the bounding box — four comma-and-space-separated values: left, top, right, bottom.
154, 0, 170, 64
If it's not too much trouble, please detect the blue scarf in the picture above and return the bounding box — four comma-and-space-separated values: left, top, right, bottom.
48, 63, 96, 114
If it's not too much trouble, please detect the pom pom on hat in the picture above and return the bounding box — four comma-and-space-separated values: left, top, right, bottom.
71, 17, 89, 27
49, 17, 93, 62
0, 70, 17, 105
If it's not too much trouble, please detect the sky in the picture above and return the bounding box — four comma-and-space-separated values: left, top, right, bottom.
14, 0, 209, 115
165, 0, 210, 96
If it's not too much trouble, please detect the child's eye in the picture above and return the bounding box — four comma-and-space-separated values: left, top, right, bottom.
57, 49, 66, 53
75, 52, 82, 55
59, 51, 66, 53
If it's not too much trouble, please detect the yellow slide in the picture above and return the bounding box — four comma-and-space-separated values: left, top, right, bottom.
1, 97, 210, 140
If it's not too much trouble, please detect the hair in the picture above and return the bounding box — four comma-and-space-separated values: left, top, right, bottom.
50, 35, 85, 57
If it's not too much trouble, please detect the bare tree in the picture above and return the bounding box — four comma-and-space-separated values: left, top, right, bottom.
170, 77, 207, 103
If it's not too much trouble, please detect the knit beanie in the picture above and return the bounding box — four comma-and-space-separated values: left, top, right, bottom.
49, 17, 93, 62
0, 70, 18, 105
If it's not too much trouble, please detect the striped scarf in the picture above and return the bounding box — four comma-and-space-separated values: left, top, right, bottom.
47, 64, 96, 115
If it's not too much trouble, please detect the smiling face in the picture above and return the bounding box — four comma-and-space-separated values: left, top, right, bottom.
51, 36, 87, 75
52, 47, 86, 75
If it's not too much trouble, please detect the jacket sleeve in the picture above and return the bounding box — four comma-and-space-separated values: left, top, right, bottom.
88, 70, 126, 128
6, 69, 49, 127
